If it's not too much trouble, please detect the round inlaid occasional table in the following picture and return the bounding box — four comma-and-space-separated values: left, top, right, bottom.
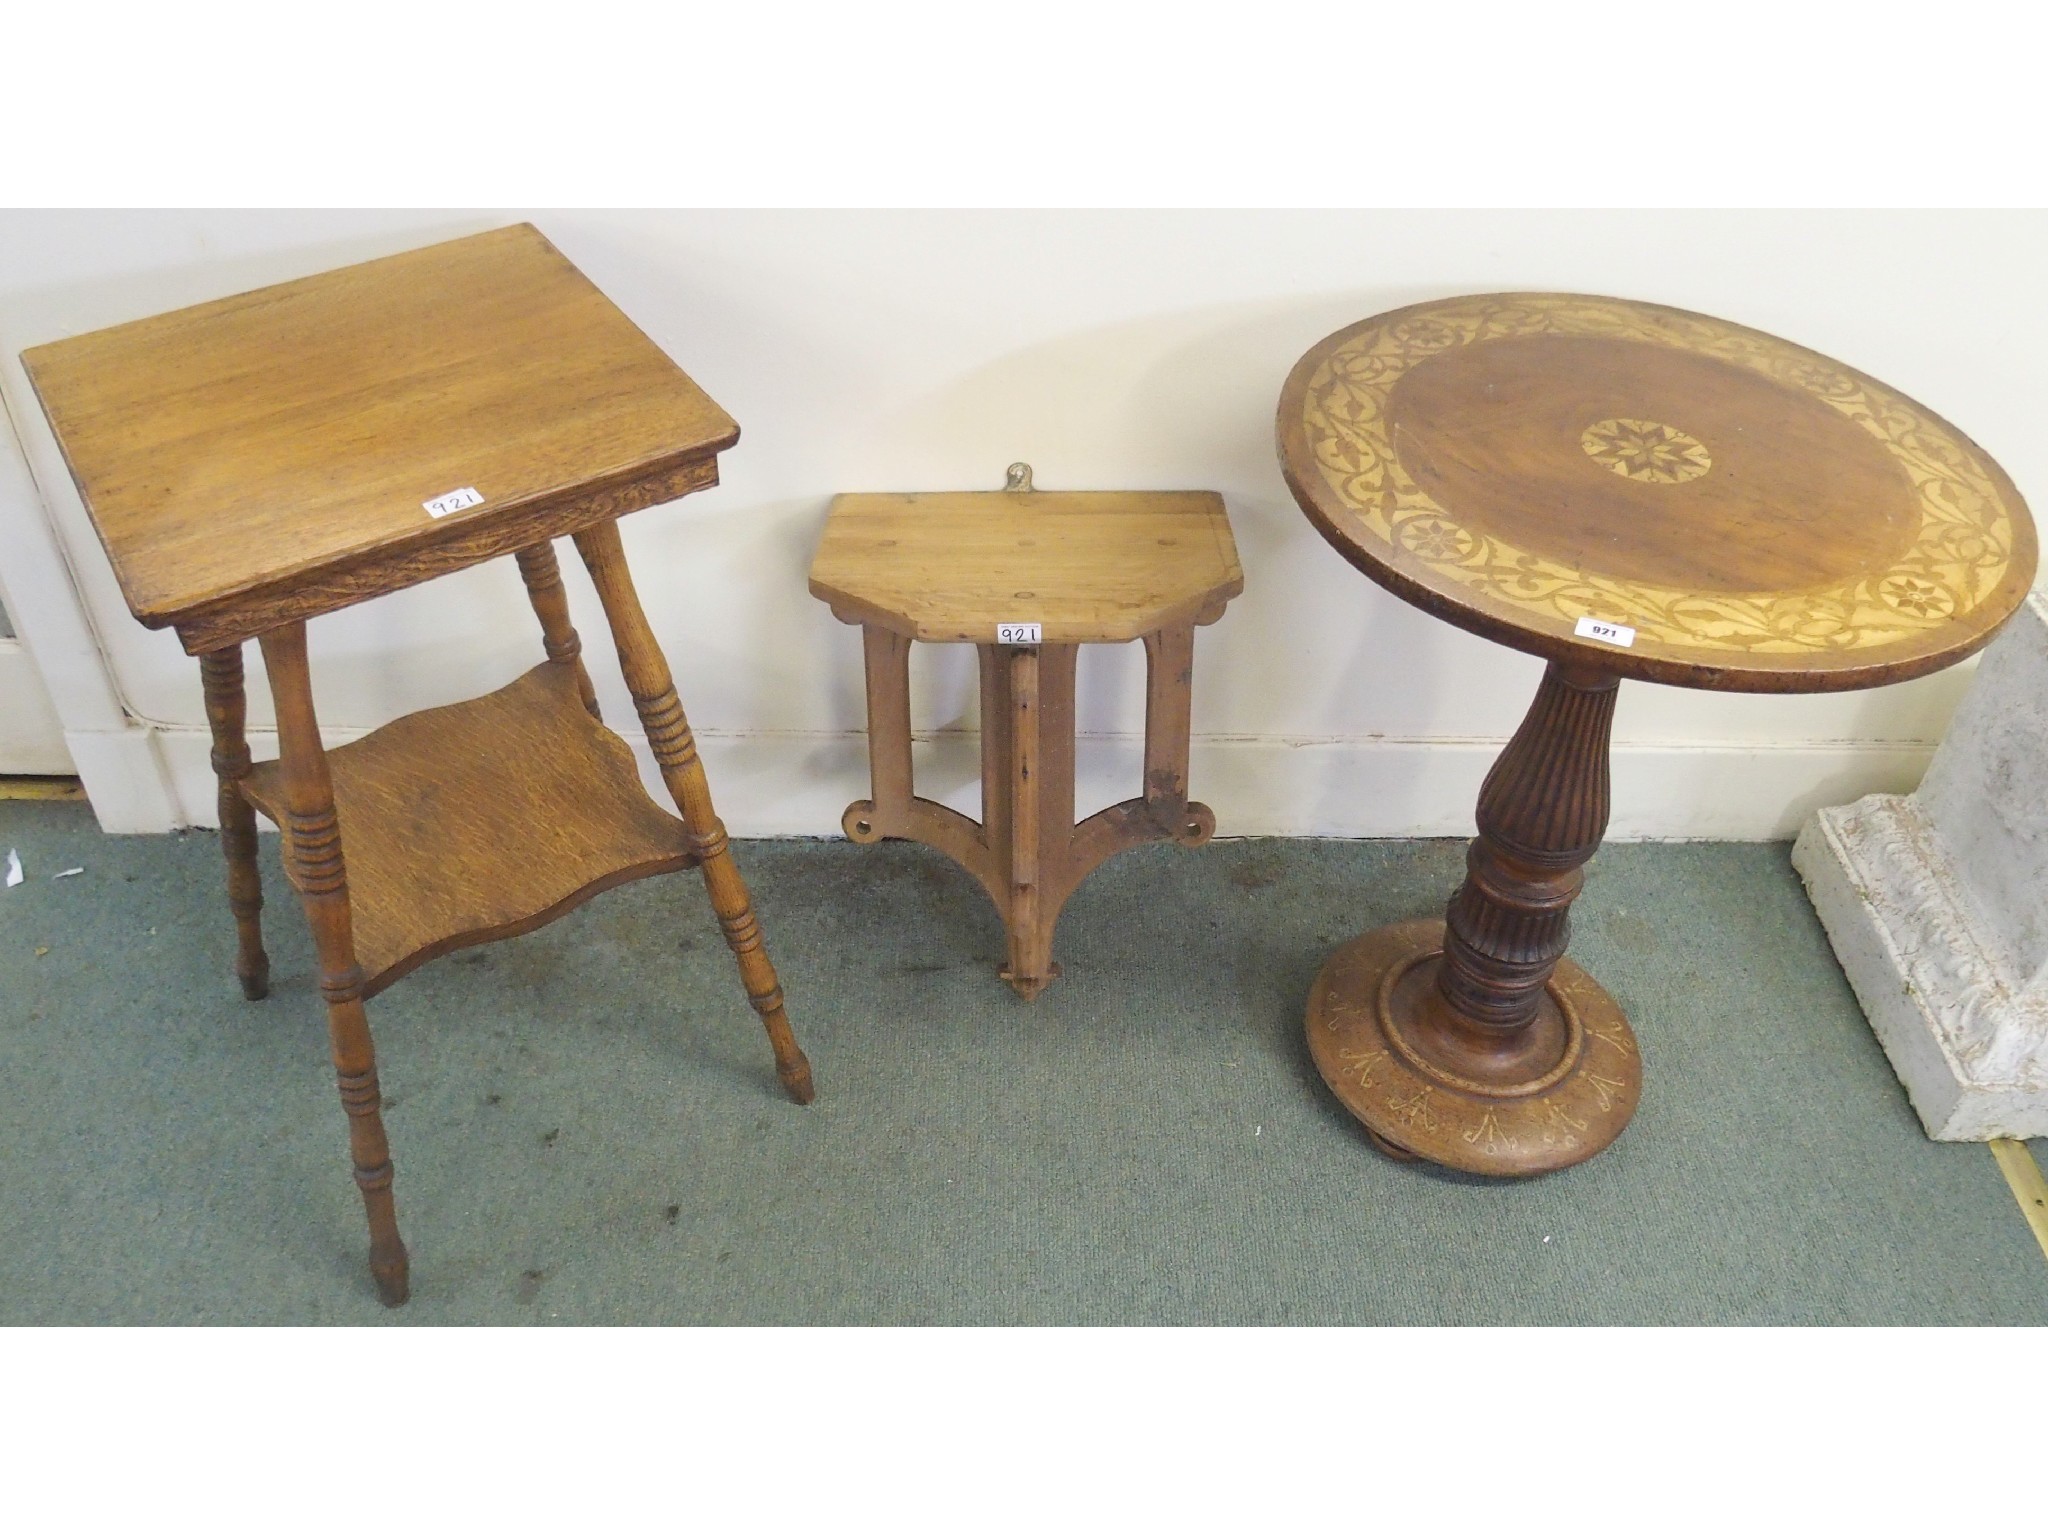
1277, 292, 2038, 1177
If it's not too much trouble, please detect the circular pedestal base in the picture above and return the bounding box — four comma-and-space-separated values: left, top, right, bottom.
1306, 918, 1640, 1177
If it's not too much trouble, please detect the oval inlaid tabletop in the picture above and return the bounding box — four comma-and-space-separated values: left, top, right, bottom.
1277, 293, 2038, 691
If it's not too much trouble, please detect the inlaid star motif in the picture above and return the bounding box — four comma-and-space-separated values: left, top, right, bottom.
1580, 418, 1713, 485
1390, 317, 1459, 350
1878, 575, 1956, 619
1396, 514, 1477, 563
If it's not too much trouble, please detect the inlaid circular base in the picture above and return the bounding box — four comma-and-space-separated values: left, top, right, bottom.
1305, 918, 1641, 1177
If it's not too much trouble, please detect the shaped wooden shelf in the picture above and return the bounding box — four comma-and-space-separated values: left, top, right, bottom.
241, 660, 695, 996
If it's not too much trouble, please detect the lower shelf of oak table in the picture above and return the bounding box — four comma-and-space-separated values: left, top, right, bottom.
240, 660, 695, 996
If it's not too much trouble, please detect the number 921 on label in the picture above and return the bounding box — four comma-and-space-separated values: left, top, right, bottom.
996, 622, 1042, 646
1573, 615, 1636, 648
423, 486, 485, 518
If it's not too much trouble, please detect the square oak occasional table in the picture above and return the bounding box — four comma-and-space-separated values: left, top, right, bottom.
1278, 292, 2036, 1177
21, 224, 815, 1305
810, 465, 1242, 999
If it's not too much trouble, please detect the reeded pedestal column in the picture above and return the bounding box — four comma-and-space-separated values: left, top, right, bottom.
1305, 663, 1642, 1177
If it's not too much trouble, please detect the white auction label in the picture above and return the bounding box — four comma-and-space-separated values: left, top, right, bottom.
996, 622, 1042, 646
1573, 615, 1636, 648
423, 486, 484, 518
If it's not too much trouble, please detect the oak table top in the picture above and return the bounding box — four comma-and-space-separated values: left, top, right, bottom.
21, 222, 737, 654
1278, 292, 2038, 692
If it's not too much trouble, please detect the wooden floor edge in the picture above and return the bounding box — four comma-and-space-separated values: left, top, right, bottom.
1988, 1138, 2048, 1265
0, 776, 86, 801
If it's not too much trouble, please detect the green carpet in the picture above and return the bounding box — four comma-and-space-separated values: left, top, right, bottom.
1, 799, 2040, 1324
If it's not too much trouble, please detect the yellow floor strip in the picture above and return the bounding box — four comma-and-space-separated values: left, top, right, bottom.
1990, 1138, 2048, 1265
0, 776, 85, 801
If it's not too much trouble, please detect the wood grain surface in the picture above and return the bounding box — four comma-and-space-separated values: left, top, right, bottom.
20, 223, 738, 646
240, 660, 696, 996
256, 619, 411, 1304
841, 627, 1219, 999
198, 644, 270, 1001
809, 490, 1242, 643
1278, 292, 2038, 691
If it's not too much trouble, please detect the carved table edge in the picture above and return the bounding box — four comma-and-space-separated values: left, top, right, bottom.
166, 455, 723, 655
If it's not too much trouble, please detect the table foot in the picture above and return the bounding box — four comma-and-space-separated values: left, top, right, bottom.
1306, 918, 1639, 1177
999, 959, 1062, 1001
778, 1054, 817, 1106
371, 1250, 411, 1308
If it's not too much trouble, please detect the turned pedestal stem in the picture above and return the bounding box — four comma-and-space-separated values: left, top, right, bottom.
1437, 662, 1618, 1045
1303, 659, 1640, 1177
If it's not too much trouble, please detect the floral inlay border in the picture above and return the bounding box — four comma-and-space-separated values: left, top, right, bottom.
1300, 295, 2016, 654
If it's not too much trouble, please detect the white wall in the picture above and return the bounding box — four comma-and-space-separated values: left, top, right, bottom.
1, 210, 2042, 838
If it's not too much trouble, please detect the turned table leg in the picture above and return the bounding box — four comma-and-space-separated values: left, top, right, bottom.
574, 519, 815, 1106
199, 645, 269, 1001
257, 622, 411, 1304
514, 538, 602, 720
1306, 660, 1641, 1177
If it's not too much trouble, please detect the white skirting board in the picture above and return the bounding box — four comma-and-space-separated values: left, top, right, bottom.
122, 725, 1934, 842
0, 635, 73, 774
